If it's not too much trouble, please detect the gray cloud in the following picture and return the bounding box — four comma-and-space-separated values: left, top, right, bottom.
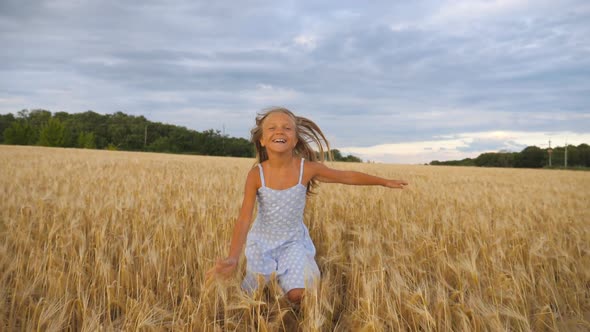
1, 0, 589, 162
457, 139, 527, 153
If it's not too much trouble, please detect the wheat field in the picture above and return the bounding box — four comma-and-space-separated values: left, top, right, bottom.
1, 145, 589, 331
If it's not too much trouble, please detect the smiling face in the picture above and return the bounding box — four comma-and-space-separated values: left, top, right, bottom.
259, 111, 298, 154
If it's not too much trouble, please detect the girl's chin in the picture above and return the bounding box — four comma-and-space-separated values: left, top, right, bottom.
267, 147, 293, 154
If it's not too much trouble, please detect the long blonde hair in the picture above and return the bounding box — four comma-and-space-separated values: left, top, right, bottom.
250, 107, 332, 194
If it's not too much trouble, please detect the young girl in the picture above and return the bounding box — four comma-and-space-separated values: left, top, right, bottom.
206, 107, 408, 304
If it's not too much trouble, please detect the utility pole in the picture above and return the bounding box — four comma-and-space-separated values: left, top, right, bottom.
144, 124, 148, 147
222, 124, 225, 156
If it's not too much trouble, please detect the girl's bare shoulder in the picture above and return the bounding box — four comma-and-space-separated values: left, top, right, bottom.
246, 165, 262, 188
306, 160, 330, 166
304, 160, 329, 175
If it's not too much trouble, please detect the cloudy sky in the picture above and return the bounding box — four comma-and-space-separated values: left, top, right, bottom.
1, 0, 589, 163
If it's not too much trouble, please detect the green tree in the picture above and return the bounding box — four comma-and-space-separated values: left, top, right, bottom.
38, 118, 66, 147
3, 121, 35, 145
496, 152, 517, 167
0, 113, 16, 143
17, 109, 29, 119
13, 109, 52, 144
578, 143, 590, 167
2, 109, 364, 160
341, 154, 362, 162
168, 127, 193, 153
515, 146, 545, 168
27, 109, 52, 127
331, 149, 344, 160
430, 158, 475, 166
70, 111, 109, 148
200, 129, 224, 155
148, 136, 173, 152
225, 137, 255, 157
565, 145, 581, 166
327, 149, 362, 162
77, 131, 96, 149
474, 152, 516, 167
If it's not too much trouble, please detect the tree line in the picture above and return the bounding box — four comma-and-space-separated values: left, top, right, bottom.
430, 144, 590, 168
0, 109, 362, 162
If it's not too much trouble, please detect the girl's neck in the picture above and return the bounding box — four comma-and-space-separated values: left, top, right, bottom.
266, 151, 297, 168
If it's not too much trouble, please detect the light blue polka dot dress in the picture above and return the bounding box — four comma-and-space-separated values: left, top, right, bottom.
242, 158, 320, 293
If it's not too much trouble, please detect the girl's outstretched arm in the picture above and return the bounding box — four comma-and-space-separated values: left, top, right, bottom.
206, 167, 258, 279
308, 161, 408, 189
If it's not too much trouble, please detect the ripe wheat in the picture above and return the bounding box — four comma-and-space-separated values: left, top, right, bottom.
1, 145, 589, 331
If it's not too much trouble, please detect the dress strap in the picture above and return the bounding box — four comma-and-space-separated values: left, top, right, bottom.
257, 164, 266, 187
298, 158, 305, 184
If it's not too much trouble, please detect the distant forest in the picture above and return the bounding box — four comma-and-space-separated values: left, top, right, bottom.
430, 144, 590, 169
0, 109, 361, 162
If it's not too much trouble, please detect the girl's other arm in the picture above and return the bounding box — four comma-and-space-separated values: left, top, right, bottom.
206, 167, 258, 279
309, 162, 408, 189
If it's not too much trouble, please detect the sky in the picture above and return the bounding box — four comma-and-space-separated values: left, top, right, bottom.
1, 0, 589, 164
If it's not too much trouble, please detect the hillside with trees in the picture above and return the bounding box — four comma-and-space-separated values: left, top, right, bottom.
0, 109, 362, 162
430, 144, 590, 169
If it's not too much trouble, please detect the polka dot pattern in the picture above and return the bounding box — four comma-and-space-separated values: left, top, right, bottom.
243, 159, 320, 293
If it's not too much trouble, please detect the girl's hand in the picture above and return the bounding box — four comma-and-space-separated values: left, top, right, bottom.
384, 179, 408, 189
206, 257, 238, 280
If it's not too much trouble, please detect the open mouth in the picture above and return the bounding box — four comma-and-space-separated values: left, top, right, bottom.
272, 138, 286, 144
